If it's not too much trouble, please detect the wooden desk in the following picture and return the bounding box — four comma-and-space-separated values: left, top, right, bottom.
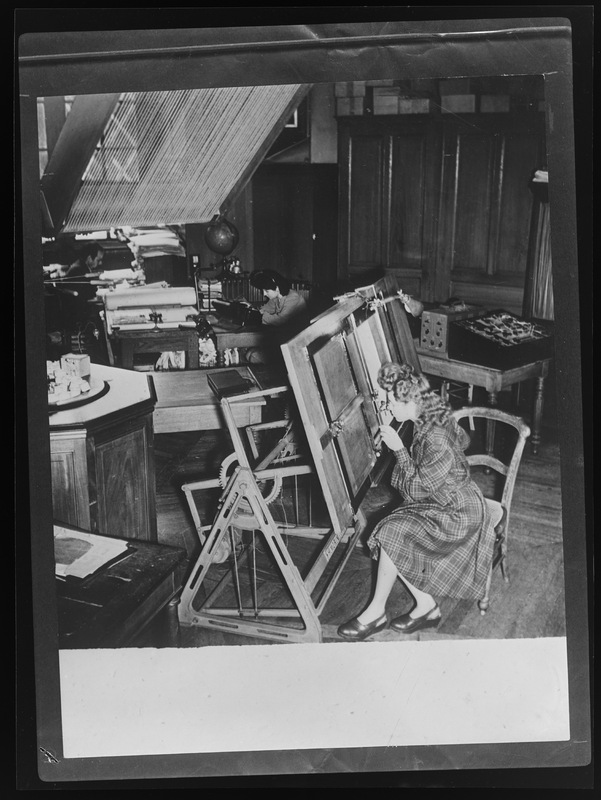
114, 328, 200, 369
211, 319, 268, 352
417, 351, 551, 454
150, 367, 266, 433
56, 530, 187, 649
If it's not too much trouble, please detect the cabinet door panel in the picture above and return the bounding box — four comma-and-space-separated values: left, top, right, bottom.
453, 131, 496, 274
389, 133, 429, 269
348, 135, 386, 267
50, 449, 91, 528
50, 435, 90, 528
495, 131, 543, 277
94, 424, 153, 540
338, 113, 545, 308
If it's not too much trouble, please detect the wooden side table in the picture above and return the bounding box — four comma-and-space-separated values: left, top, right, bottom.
114, 328, 200, 370
49, 364, 157, 541
417, 352, 551, 454
56, 529, 187, 649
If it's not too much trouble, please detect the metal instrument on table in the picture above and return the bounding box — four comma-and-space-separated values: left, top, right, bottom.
102, 286, 199, 333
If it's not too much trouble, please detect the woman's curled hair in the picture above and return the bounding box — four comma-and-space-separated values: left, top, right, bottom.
377, 362, 451, 428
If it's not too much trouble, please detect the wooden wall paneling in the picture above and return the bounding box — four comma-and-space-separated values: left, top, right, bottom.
339, 113, 545, 309
340, 117, 445, 300
494, 126, 544, 279
452, 122, 497, 275
336, 122, 352, 282
385, 119, 443, 301
349, 134, 386, 268
448, 114, 545, 280
388, 127, 431, 271
418, 121, 443, 301
343, 129, 388, 274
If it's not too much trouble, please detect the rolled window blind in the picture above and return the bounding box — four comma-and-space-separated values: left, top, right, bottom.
63, 83, 305, 232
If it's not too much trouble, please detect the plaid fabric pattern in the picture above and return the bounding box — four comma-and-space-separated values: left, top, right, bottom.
367, 418, 496, 600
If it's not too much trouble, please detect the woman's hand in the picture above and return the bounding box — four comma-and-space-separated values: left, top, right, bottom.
379, 425, 405, 452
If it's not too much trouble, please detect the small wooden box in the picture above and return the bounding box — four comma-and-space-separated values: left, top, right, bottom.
420, 306, 482, 356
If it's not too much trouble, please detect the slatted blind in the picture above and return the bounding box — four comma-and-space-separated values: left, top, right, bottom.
63, 84, 305, 232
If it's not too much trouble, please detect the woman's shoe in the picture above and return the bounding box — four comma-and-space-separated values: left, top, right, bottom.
337, 614, 388, 641
390, 604, 441, 634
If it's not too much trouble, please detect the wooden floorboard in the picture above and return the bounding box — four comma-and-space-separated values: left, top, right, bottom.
154, 424, 567, 648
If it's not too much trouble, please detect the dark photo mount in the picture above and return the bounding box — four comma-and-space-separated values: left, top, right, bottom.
15, 7, 592, 790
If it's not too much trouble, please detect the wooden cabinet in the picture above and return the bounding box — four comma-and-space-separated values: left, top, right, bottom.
49, 365, 157, 541
338, 118, 440, 289
338, 113, 546, 311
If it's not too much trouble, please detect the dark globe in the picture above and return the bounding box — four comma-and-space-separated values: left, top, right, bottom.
204, 216, 239, 255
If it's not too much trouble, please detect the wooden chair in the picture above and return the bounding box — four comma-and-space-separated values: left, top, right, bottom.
452, 406, 531, 614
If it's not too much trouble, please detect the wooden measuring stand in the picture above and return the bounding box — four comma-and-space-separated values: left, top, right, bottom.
177, 385, 356, 644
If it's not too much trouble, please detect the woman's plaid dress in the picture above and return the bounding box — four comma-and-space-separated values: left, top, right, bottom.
367, 418, 496, 599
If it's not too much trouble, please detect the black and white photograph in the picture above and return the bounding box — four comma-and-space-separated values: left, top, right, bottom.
15, 8, 593, 789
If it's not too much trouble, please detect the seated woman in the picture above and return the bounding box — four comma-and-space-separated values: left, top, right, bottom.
338, 362, 496, 641
249, 269, 308, 330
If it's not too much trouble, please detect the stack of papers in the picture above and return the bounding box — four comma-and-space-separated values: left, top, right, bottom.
54, 525, 129, 580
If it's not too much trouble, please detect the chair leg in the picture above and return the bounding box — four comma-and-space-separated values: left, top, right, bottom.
478, 567, 494, 615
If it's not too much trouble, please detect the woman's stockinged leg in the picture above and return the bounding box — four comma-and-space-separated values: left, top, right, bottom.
397, 573, 439, 619
337, 545, 442, 640
356, 547, 398, 625
357, 548, 439, 625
